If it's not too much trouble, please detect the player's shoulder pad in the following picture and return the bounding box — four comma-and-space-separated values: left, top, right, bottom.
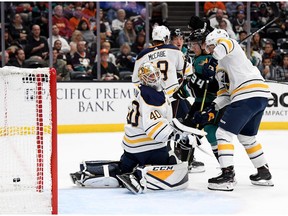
139, 85, 166, 106
136, 44, 180, 60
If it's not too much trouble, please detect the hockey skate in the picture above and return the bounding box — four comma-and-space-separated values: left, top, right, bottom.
188, 158, 205, 173
250, 164, 274, 186
116, 173, 143, 194
208, 166, 236, 191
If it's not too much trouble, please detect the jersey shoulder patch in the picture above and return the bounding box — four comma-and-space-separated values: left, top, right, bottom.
139, 85, 166, 106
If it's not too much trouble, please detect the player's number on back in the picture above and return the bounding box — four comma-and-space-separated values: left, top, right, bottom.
156, 60, 168, 81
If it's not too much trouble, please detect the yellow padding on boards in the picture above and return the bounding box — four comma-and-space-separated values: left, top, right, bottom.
246, 143, 262, 154
57, 122, 288, 134
218, 143, 234, 151
147, 170, 174, 181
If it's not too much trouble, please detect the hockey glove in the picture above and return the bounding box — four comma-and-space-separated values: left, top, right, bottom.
203, 57, 218, 80
192, 103, 216, 126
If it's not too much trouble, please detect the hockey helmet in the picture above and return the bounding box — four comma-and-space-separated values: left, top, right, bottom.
170, 28, 184, 40
152, 25, 170, 44
205, 29, 229, 47
138, 62, 162, 90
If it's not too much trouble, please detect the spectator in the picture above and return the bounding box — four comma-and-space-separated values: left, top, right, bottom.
123, 2, 144, 19
219, 20, 237, 40
111, 9, 126, 32
225, 2, 244, 19
92, 48, 120, 81
24, 24, 49, 60
251, 3, 270, 28
275, 54, 288, 81
8, 13, 30, 48
132, 8, 146, 34
251, 32, 264, 55
131, 31, 147, 54
99, 9, 112, 39
52, 5, 73, 40
209, 9, 233, 32
148, 2, 168, 25
67, 40, 92, 74
68, 8, 87, 32
231, 10, 249, 38
94, 41, 116, 65
31, 3, 49, 38
117, 19, 137, 47
0, 51, 10, 67
69, 30, 84, 57
53, 40, 68, 61
258, 57, 276, 80
238, 30, 248, 44
48, 48, 70, 81
7, 48, 26, 67
116, 43, 136, 72
262, 42, 281, 66
104, 2, 123, 24
204, 2, 227, 18
82, 2, 97, 20
48, 25, 71, 54
77, 19, 96, 47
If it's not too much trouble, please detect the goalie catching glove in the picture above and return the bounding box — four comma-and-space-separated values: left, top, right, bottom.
192, 103, 217, 126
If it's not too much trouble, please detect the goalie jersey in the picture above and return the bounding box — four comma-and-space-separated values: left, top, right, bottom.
122, 85, 174, 154
212, 38, 272, 109
132, 44, 193, 102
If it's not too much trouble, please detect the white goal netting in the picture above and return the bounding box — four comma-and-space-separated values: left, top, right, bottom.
0, 66, 57, 214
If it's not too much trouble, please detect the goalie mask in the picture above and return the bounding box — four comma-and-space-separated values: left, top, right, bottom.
138, 62, 163, 91
152, 25, 170, 44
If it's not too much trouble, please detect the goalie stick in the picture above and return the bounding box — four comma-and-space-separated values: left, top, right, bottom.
240, 2, 281, 44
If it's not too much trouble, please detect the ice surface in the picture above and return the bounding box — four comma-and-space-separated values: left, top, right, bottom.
58, 130, 288, 215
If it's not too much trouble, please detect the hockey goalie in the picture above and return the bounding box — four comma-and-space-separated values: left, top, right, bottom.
71, 62, 206, 194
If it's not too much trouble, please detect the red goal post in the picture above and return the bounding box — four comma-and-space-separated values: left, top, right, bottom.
0, 67, 57, 214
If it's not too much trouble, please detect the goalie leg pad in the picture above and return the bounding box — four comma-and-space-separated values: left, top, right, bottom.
137, 162, 189, 192
70, 160, 122, 188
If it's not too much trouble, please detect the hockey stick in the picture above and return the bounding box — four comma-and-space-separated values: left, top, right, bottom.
187, 80, 212, 162
240, 3, 280, 44
173, 48, 191, 117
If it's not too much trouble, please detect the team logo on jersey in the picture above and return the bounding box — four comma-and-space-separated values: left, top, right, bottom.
217, 69, 230, 90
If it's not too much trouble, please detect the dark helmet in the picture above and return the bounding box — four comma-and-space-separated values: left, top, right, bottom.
188, 28, 208, 43
188, 16, 214, 33
170, 28, 184, 40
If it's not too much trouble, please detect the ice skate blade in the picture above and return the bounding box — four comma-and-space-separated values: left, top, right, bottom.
208, 182, 234, 191
251, 179, 274, 187
116, 175, 140, 194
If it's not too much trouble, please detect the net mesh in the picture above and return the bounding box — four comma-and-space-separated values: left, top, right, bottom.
0, 67, 53, 214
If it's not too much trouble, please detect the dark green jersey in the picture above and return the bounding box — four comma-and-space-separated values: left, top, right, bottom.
188, 54, 219, 103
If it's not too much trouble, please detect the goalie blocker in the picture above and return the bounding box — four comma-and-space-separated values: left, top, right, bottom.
70, 160, 189, 193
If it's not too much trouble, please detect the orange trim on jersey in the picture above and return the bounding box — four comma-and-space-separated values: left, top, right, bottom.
123, 135, 153, 144
217, 88, 228, 96
218, 38, 233, 52
232, 83, 269, 96
218, 143, 234, 150
245, 143, 262, 154
147, 170, 174, 180
148, 121, 164, 138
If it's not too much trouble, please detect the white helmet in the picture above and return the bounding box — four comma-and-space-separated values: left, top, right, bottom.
152, 25, 170, 43
205, 28, 229, 47
138, 62, 162, 91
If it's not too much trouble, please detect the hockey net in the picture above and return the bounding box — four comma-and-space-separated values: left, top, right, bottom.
0, 66, 57, 214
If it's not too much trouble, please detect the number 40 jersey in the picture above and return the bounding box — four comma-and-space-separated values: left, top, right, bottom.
132, 44, 193, 102
122, 85, 174, 154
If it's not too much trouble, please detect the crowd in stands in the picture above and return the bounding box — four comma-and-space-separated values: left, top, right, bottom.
0, 2, 287, 82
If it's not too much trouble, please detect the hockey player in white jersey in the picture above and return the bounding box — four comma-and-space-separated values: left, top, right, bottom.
117, 62, 206, 194
70, 62, 206, 194
193, 29, 274, 191
132, 25, 193, 116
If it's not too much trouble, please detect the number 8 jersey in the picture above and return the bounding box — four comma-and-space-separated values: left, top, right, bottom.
122, 84, 175, 154
132, 44, 193, 102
